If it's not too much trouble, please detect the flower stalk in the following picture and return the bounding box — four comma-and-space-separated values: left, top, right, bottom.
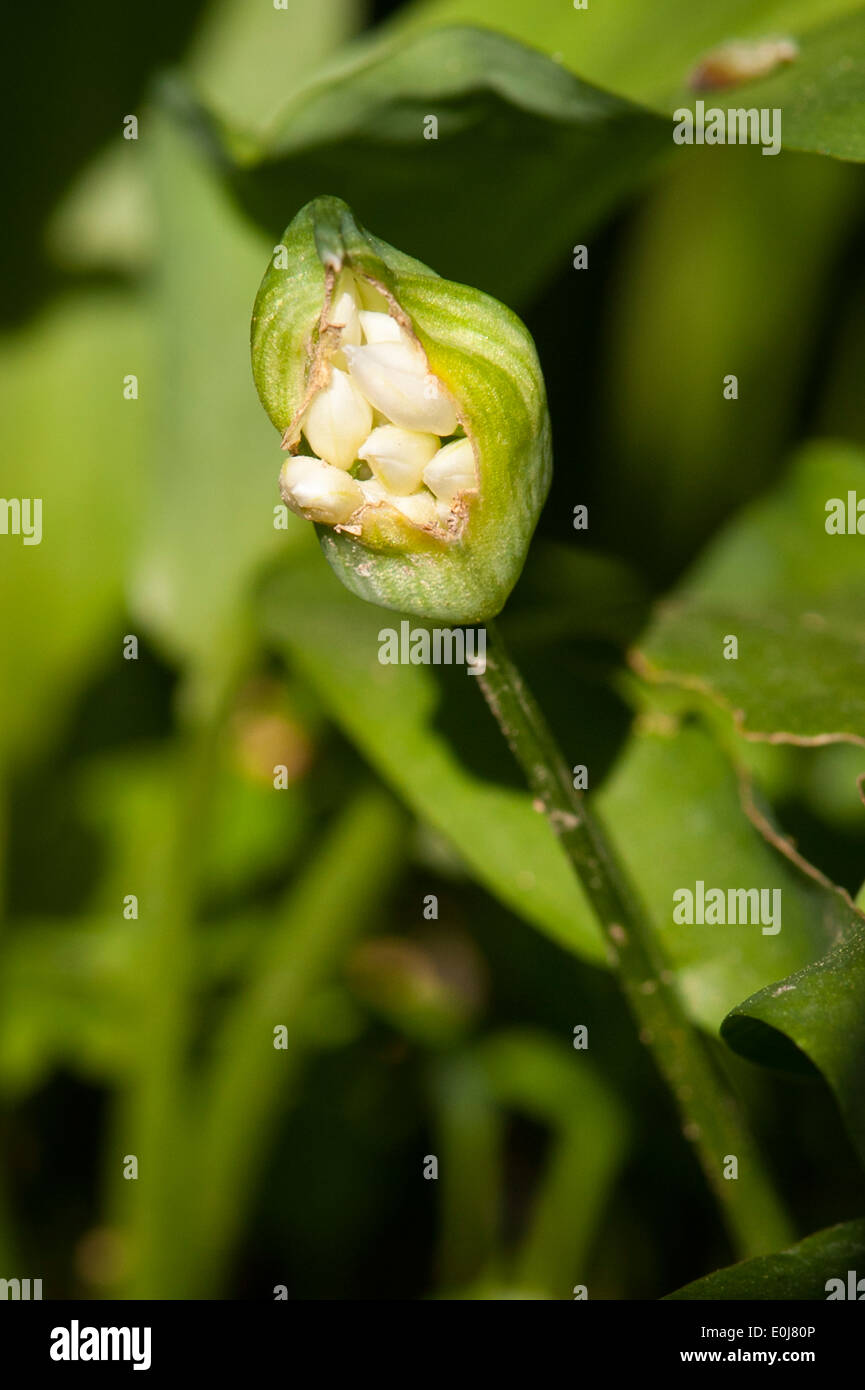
477, 620, 793, 1260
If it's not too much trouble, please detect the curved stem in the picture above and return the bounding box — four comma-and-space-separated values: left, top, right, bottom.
477, 620, 792, 1259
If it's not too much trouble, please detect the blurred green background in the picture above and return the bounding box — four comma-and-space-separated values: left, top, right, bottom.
2, 0, 865, 1300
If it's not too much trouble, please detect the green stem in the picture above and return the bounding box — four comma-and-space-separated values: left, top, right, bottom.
118, 663, 239, 1298
189, 786, 404, 1296
477, 621, 792, 1259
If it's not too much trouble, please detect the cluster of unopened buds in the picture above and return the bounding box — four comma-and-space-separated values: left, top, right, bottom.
281, 272, 477, 535
252, 197, 550, 621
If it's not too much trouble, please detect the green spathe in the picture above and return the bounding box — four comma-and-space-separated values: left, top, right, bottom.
251, 196, 551, 622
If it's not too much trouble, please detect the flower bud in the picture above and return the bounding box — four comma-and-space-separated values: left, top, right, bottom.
358, 310, 405, 345
280, 455, 364, 525
251, 196, 551, 621
301, 365, 372, 470
387, 490, 440, 527
422, 438, 477, 504
358, 424, 440, 496
343, 341, 458, 436
331, 289, 362, 349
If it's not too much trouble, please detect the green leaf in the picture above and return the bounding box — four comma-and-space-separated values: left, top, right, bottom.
259, 551, 605, 965
665, 1219, 865, 1299
185, 0, 361, 133
0, 294, 146, 771
595, 149, 857, 576
634, 441, 865, 747
722, 916, 865, 1164
259, 550, 854, 1031
669, 12, 865, 163
224, 25, 669, 306
400, 0, 865, 159
129, 97, 288, 679
599, 717, 857, 1032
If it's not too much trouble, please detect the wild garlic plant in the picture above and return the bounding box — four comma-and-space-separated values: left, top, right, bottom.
251, 196, 791, 1260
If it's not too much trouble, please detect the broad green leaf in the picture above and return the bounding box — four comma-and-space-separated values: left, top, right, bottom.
666, 1219, 865, 1299
401, 0, 865, 159
634, 441, 865, 746
259, 550, 853, 1031
223, 25, 669, 306
0, 294, 146, 771
668, 11, 865, 163
599, 719, 857, 1031
722, 916, 865, 1164
129, 99, 287, 679
595, 149, 856, 576
185, 0, 361, 132
259, 550, 605, 965
754, 741, 865, 831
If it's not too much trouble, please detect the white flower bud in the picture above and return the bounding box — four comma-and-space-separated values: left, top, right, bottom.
358, 310, 404, 345
330, 291, 362, 348
389, 491, 439, 527
302, 366, 373, 470
343, 342, 458, 435
360, 478, 388, 506
360, 476, 437, 527
280, 455, 363, 525
422, 437, 477, 503
358, 425, 440, 496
